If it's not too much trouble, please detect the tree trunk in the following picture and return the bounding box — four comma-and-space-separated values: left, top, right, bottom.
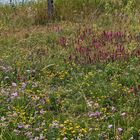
47, 0, 54, 19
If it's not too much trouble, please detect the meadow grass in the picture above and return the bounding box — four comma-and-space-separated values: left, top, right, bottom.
0, 0, 140, 140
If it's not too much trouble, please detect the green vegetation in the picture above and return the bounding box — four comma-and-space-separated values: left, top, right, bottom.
0, 0, 140, 139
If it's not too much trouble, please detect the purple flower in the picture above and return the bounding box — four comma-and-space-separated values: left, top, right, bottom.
88, 111, 101, 118
108, 124, 113, 129
22, 82, 26, 89
11, 92, 18, 98
121, 112, 126, 117
18, 125, 23, 129
118, 128, 123, 134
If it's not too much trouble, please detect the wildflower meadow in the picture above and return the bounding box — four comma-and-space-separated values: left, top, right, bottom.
0, 0, 140, 140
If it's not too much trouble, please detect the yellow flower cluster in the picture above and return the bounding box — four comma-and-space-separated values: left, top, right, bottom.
59, 120, 87, 139
43, 69, 68, 80
13, 107, 27, 123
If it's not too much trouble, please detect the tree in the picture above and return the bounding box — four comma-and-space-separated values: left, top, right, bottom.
47, 0, 54, 19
